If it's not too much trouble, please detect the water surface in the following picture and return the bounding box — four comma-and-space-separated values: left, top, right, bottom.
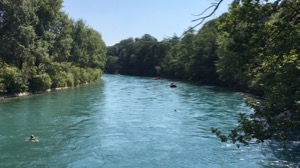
0, 74, 299, 167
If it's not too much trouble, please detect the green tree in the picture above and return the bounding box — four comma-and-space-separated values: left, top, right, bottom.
33, 0, 63, 67
49, 12, 74, 63
164, 31, 196, 79
29, 72, 52, 92
215, 0, 272, 89
85, 28, 106, 69
212, 0, 300, 145
0, 0, 106, 94
188, 17, 225, 83
0, 0, 39, 69
105, 46, 120, 74
0, 65, 28, 93
105, 35, 169, 76
70, 20, 106, 69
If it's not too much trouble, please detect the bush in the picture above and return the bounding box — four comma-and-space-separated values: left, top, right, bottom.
29, 73, 52, 92
0, 66, 28, 93
43, 62, 102, 88
70, 67, 101, 85
79, 68, 89, 83
0, 77, 5, 92
87, 68, 101, 81
51, 71, 74, 88
70, 66, 82, 86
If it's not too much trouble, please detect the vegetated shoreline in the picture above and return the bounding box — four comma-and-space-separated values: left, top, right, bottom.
0, 79, 101, 100
0, 74, 258, 100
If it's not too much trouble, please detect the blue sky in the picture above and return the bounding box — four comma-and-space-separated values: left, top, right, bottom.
62, 0, 232, 46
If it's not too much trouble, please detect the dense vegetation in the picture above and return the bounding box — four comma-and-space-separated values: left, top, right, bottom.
106, 0, 299, 145
0, 0, 106, 94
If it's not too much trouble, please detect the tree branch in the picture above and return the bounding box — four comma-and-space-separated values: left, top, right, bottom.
182, 0, 224, 37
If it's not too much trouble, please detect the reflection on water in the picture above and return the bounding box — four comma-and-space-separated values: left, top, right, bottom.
0, 74, 299, 167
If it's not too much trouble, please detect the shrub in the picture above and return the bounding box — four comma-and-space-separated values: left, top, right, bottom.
70, 66, 82, 86
0, 66, 28, 93
51, 71, 74, 88
29, 73, 52, 92
87, 68, 101, 81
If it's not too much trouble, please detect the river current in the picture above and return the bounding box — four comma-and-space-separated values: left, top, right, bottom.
0, 74, 299, 167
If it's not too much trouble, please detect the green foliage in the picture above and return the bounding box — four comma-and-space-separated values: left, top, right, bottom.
70, 20, 106, 68
166, 32, 196, 79
50, 12, 74, 63
29, 72, 52, 92
69, 66, 82, 86
46, 62, 101, 88
249, 51, 300, 138
71, 67, 101, 84
212, 0, 300, 145
105, 35, 169, 76
0, 65, 28, 93
162, 20, 223, 83
51, 71, 74, 88
45, 62, 70, 88
0, 0, 106, 94
106, 29, 221, 82
105, 55, 119, 74
216, 1, 268, 88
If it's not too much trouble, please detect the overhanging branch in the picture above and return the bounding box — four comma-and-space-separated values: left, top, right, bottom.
182, 0, 224, 37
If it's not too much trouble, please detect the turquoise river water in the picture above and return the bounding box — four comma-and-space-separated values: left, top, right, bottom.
0, 74, 299, 168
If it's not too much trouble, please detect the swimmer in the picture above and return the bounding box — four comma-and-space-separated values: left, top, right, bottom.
30, 135, 36, 142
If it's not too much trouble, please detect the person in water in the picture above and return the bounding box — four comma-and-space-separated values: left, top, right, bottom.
30, 135, 36, 142
170, 82, 177, 87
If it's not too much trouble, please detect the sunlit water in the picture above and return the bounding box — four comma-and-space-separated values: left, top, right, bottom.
0, 74, 299, 168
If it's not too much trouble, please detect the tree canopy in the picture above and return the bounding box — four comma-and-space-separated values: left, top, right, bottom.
212, 0, 299, 146
0, 0, 106, 93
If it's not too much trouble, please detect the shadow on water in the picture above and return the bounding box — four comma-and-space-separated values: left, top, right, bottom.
259, 140, 300, 168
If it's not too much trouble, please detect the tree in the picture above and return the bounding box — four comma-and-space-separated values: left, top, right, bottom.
105, 35, 169, 76
212, 0, 300, 145
0, 0, 39, 69
70, 20, 106, 69
49, 12, 74, 63
0, 0, 106, 94
188, 17, 224, 83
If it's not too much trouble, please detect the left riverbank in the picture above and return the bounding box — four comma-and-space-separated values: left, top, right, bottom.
0, 80, 100, 100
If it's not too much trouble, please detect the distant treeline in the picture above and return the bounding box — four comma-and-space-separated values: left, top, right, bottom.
105, 0, 299, 145
0, 0, 106, 94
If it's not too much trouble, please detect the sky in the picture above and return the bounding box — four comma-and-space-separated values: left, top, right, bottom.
62, 0, 232, 46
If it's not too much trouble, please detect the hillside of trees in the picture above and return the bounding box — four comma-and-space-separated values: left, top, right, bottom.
0, 0, 106, 94
105, 0, 299, 145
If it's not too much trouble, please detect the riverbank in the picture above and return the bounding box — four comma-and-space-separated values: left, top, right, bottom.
0, 80, 100, 100
0, 88, 66, 99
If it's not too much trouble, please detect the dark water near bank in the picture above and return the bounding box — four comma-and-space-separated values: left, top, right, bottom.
0, 74, 299, 168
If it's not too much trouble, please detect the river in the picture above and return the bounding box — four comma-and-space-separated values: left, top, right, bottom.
0, 74, 299, 167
